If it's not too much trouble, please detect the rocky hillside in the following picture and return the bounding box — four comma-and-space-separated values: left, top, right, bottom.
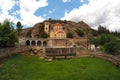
21, 20, 91, 38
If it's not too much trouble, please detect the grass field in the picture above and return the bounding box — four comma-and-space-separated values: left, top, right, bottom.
0, 54, 120, 80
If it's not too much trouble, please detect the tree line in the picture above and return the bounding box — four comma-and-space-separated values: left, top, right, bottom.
92, 25, 120, 37
90, 25, 120, 55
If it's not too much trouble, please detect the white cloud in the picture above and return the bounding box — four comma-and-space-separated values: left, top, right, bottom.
80, 0, 85, 3
19, 0, 48, 27
0, 0, 48, 27
20, 0, 48, 14
12, 10, 20, 15
48, 10, 52, 14
43, 14, 47, 17
62, 0, 70, 3
61, 0, 120, 31
0, 0, 16, 22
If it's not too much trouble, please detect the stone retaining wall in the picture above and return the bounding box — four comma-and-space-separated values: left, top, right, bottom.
91, 53, 120, 67
77, 51, 120, 67
0, 46, 30, 59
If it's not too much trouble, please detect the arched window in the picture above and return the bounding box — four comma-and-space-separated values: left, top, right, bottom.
26, 40, 30, 46
43, 41, 47, 47
31, 40, 36, 46
37, 41, 41, 46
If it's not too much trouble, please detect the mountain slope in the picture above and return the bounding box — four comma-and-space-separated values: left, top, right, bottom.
21, 20, 91, 38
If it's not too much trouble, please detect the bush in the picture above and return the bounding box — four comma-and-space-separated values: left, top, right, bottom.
99, 45, 105, 52
75, 28, 84, 37
96, 34, 119, 55
104, 40, 119, 55
67, 32, 73, 38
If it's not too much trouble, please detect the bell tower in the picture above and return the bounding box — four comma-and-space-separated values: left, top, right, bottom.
44, 22, 50, 34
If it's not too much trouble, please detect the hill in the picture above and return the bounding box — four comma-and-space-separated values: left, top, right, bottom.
21, 20, 91, 38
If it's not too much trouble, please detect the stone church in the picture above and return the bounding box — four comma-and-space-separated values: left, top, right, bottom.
44, 21, 68, 47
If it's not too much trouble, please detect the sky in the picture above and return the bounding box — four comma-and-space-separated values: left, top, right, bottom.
0, 0, 120, 31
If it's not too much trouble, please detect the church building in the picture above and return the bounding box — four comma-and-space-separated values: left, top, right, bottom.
44, 21, 68, 47
50, 23, 66, 38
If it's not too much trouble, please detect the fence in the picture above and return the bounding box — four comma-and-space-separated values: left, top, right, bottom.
45, 47, 76, 58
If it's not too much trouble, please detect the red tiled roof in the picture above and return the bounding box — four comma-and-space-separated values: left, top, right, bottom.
57, 30, 65, 33
54, 23, 62, 26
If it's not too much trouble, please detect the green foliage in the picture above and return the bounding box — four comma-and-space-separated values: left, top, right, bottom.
96, 34, 119, 54
104, 40, 119, 55
99, 45, 105, 51
89, 37, 97, 44
0, 55, 120, 80
75, 28, 84, 37
91, 29, 98, 36
16, 21, 22, 35
67, 32, 73, 38
98, 25, 110, 35
97, 34, 112, 45
42, 32, 49, 38
118, 42, 120, 51
91, 25, 120, 38
111, 31, 120, 38
0, 19, 18, 47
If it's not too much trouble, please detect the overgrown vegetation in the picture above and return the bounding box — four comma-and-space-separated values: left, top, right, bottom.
90, 34, 120, 55
0, 19, 18, 48
90, 25, 120, 55
67, 32, 73, 38
0, 55, 120, 80
75, 28, 84, 37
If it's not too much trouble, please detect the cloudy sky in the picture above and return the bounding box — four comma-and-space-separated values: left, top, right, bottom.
0, 0, 120, 31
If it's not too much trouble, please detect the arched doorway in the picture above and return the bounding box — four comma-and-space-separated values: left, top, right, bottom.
37, 41, 41, 46
26, 40, 30, 46
31, 40, 36, 46
43, 41, 47, 47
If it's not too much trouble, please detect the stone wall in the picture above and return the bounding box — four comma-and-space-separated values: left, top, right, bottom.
45, 47, 76, 57
77, 50, 120, 67
0, 46, 30, 59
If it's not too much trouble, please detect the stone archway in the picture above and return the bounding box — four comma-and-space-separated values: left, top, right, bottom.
37, 41, 42, 46
31, 40, 36, 46
26, 40, 30, 46
43, 41, 47, 47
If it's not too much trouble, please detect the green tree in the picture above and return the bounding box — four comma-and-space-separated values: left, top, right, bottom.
75, 28, 84, 37
97, 34, 110, 45
67, 32, 73, 38
96, 34, 119, 55
89, 37, 97, 45
0, 19, 18, 47
16, 21, 22, 36
91, 29, 98, 36
98, 25, 110, 35
104, 40, 119, 55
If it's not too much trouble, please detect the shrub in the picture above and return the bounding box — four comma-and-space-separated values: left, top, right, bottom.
96, 34, 119, 55
67, 32, 73, 38
75, 28, 84, 37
